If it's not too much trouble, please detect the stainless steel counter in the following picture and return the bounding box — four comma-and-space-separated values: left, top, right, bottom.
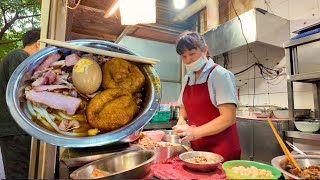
143, 121, 177, 130
286, 131, 320, 141
236, 117, 289, 164
286, 131, 320, 152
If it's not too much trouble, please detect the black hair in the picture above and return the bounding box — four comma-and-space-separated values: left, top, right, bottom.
22, 28, 40, 47
176, 30, 207, 55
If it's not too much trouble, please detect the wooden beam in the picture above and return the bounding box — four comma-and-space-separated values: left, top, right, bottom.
68, 32, 108, 41
78, 4, 105, 14
72, 27, 118, 41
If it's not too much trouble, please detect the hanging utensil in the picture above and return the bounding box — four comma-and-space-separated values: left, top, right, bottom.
285, 141, 306, 155
266, 117, 302, 172
39, 38, 160, 64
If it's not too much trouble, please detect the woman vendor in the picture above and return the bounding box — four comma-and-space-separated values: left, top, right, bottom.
172, 31, 241, 161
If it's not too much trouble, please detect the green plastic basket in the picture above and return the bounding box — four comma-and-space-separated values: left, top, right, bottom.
150, 111, 170, 123
222, 160, 282, 179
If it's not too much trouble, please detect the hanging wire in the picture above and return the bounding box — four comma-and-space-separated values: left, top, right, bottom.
230, 0, 282, 81
66, 0, 81, 10
265, 0, 275, 14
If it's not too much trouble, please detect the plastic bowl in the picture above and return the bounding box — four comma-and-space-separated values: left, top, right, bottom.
142, 130, 165, 142
222, 160, 281, 179
294, 121, 320, 133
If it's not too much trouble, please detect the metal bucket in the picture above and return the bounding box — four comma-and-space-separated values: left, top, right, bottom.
6, 40, 161, 148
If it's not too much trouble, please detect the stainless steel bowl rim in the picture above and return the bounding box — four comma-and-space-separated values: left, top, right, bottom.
70, 149, 157, 179
6, 39, 161, 147
271, 154, 320, 179
179, 151, 224, 165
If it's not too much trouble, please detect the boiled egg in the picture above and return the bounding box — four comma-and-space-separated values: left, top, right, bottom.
72, 58, 102, 94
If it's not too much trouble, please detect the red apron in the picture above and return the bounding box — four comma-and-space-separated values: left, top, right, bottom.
182, 64, 241, 161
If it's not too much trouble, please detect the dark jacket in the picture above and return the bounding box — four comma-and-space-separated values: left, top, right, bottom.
0, 49, 29, 137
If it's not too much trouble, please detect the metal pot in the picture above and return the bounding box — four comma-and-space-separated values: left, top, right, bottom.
69, 150, 156, 179
6, 40, 161, 148
144, 142, 188, 164
271, 155, 320, 179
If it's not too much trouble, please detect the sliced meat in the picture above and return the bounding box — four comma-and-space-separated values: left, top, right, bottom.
51, 60, 65, 67
33, 85, 72, 92
35, 53, 61, 71
65, 54, 81, 67
32, 67, 53, 80
58, 119, 80, 131
53, 75, 72, 86
26, 90, 81, 115
31, 70, 57, 87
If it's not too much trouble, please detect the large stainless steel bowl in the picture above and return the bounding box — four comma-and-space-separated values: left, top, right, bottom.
69, 150, 157, 179
179, 151, 224, 172
271, 155, 320, 179
6, 40, 161, 147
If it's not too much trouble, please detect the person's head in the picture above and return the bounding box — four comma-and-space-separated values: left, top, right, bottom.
23, 28, 40, 55
176, 31, 209, 72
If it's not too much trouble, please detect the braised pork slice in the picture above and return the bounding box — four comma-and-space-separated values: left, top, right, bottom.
26, 90, 81, 115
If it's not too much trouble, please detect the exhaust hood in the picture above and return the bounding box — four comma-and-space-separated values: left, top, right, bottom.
203, 8, 290, 56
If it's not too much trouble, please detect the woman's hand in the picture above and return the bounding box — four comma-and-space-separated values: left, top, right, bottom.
172, 124, 196, 141
176, 105, 187, 125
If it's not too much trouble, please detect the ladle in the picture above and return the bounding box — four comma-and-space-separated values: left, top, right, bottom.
285, 141, 306, 155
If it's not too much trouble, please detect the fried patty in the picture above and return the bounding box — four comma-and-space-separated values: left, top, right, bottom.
86, 89, 138, 132
102, 58, 145, 94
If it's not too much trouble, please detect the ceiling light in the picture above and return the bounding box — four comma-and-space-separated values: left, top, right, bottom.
174, 0, 186, 9
119, 0, 156, 25
104, 0, 120, 18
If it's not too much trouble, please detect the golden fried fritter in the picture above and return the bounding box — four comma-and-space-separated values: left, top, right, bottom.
102, 58, 145, 94
86, 89, 138, 132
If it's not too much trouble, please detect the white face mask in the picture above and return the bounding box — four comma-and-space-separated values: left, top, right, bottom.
185, 56, 206, 72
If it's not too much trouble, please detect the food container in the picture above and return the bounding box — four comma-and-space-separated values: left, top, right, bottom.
271, 155, 320, 179
69, 150, 156, 179
161, 130, 190, 147
142, 130, 165, 142
273, 110, 289, 119
6, 40, 161, 147
150, 111, 170, 122
294, 121, 320, 133
179, 151, 224, 172
222, 160, 281, 179
294, 109, 311, 118
145, 142, 188, 164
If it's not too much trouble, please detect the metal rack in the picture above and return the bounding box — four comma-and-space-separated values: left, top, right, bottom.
284, 32, 320, 151
284, 32, 320, 120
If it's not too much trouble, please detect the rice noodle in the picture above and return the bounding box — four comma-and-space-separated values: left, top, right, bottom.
39, 117, 52, 129
27, 100, 36, 116
57, 111, 72, 120
38, 104, 85, 136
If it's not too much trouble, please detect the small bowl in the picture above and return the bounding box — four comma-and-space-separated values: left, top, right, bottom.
179, 151, 224, 172
143, 130, 165, 142
69, 150, 156, 179
294, 121, 320, 133
222, 160, 281, 179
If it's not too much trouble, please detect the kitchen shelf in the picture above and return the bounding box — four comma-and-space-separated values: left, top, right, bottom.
289, 72, 320, 82
286, 131, 320, 141
284, 32, 320, 48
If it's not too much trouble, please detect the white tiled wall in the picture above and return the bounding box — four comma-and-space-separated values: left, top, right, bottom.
218, 0, 318, 115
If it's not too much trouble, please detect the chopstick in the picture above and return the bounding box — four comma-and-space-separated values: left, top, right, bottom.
266, 117, 302, 172
39, 38, 160, 64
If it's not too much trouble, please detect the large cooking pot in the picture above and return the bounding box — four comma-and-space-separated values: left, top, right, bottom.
6, 40, 161, 148
271, 155, 320, 179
